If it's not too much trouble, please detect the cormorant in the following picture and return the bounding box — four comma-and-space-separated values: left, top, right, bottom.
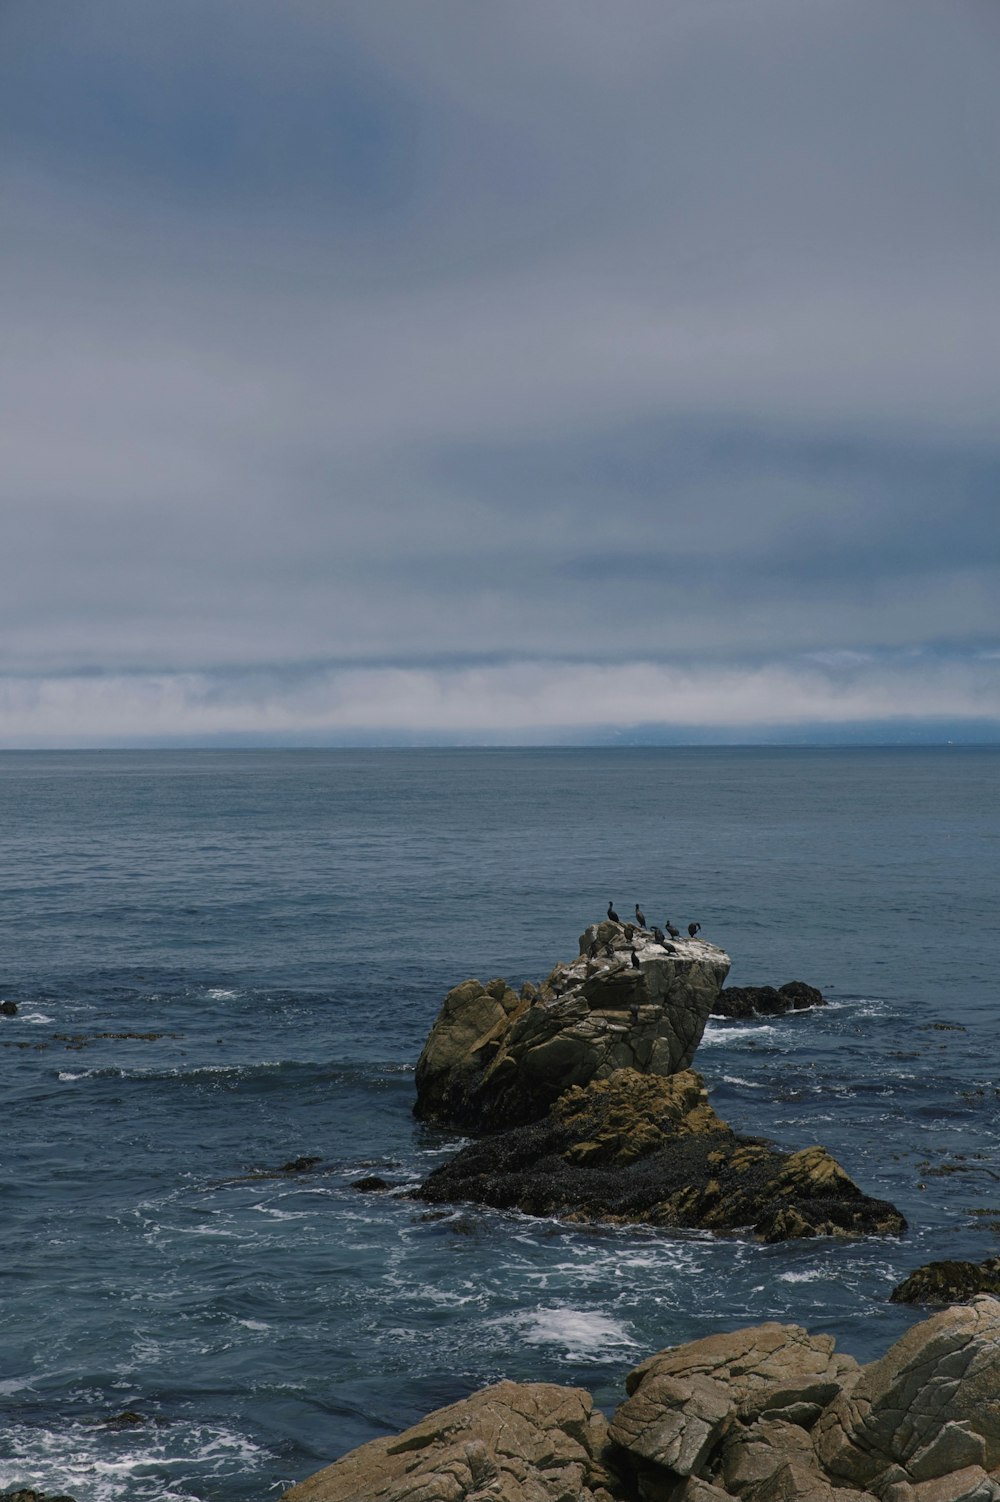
665, 920, 680, 939
635, 904, 646, 928
623, 922, 635, 941
662, 942, 677, 954
603, 942, 615, 958
630, 948, 641, 969
607, 902, 621, 923
688, 922, 701, 937
651, 926, 666, 944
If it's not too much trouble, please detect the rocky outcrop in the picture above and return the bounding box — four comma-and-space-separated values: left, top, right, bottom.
279, 1379, 628, 1502
284, 1304, 1000, 1502
414, 920, 731, 1130
813, 1297, 1000, 1497
890, 1259, 1000, 1306
415, 1067, 906, 1242
712, 982, 826, 1020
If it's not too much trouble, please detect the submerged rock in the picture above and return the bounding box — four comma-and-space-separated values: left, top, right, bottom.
279, 1378, 628, 1502
414, 923, 731, 1130
415, 1066, 906, 1242
713, 981, 826, 1019
889, 1257, 1000, 1306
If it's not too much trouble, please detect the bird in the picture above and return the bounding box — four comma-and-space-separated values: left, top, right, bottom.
688, 922, 701, 937
630, 948, 641, 969
623, 922, 635, 941
651, 926, 666, 944
608, 902, 621, 923
662, 942, 677, 954
603, 942, 615, 958
664, 920, 680, 939
635, 904, 646, 928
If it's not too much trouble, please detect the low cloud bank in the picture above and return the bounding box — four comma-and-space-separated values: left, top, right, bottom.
1, 654, 997, 747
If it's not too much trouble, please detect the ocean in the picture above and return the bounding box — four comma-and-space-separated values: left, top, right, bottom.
1, 747, 998, 1502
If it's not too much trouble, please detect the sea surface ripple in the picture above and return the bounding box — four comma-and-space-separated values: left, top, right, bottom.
1, 747, 998, 1501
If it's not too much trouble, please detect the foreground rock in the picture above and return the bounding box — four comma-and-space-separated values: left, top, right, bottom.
283, 1301, 1000, 1502
414, 921, 731, 1130
415, 1067, 906, 1242
280, 1379, 628, 1501
712, 982, 826, 1020
814, 1297, 1000, 1497
890, 1258, 1000, 1306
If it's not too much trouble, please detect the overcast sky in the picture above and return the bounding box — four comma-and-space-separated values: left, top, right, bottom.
2, 0, 999, 744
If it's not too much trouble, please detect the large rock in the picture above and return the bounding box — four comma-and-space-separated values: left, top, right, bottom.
608, 1323, 865, 1500
415, 1067, 906, 1242
415, 924, 731, 1129
813, 1297, 1000, 1495
890, 1260, 1000, 1307
712, 983, 826, 1020
279, 1379, 626, 1502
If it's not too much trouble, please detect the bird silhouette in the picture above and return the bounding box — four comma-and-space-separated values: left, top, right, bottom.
651, 926, 666, 944
688, 922, 701, 937
635, 904, 646, 928
664, 920, 680, 939
630, 948, 641, 969
608, 902, 621, 923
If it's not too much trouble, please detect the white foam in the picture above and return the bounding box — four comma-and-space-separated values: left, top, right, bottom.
20, 1010, 55, 1023
57, 1070, 91, 1081
509, 1307, 638, 1358
721, 1075, 762, 1087
776, 1268, 828, 1284
700, 1023, 780, 1046
206, 988, 239, 1000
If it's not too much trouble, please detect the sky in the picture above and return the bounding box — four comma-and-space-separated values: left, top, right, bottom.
2, 0, 999, 746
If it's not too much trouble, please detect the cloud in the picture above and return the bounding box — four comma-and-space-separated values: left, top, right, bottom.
1, 651, 998, 747
1, 1, 999, 738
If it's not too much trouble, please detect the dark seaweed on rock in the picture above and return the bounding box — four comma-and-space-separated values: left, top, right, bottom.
712, 980, 827, 1019
415, 1068, 906, 1244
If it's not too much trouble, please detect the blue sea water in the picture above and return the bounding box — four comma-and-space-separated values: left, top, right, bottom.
1, 746, 998, 1502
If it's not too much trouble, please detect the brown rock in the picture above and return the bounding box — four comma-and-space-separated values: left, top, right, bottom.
280, 1379, 626, 1502
414, 928, 731, 1130
813, 1297, 1000, 1491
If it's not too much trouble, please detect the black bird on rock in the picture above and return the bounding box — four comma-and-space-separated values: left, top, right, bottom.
635, 904, 646, 928
630, 948, 641, 969
603, 942, 615, 958
665, 920, 680, 939
688, 922, 701, 937
623, 923, 635, 941
608, 902, 620, 923
651, 925, 666, 944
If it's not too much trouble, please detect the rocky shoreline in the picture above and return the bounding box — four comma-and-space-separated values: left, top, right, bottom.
281, 1297, 1000, 1502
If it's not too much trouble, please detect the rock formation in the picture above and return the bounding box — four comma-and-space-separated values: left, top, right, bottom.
712, 982, 826, 1020
415, 1067, 906, 1242
889, 1259, 1000, 1306
813, 1297, 1000, 1497
284, 1302, 1000, 1502
279, 1379, 628, 1502
414, 920, 731, 1130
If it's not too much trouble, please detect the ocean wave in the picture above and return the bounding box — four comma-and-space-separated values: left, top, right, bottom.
0, 1417, 270, 1502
